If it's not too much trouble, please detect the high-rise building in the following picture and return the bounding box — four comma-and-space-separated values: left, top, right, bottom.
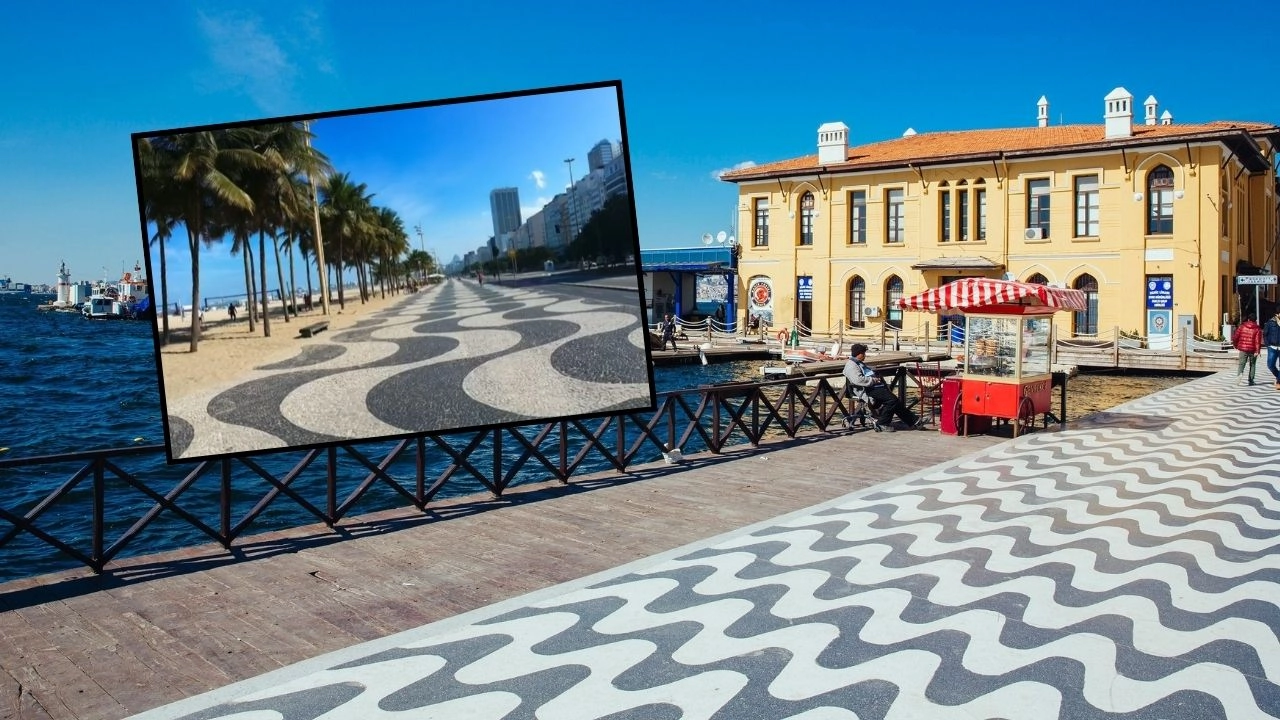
587, 139, 614, 172
489, 187, 522, 239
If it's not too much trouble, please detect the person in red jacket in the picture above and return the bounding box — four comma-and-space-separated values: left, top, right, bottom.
1232, 314, 1263, 385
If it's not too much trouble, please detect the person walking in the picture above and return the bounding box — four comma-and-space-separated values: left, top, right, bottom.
228, 302, 238, 322
1232, 314, 1262, 385
660, 313, 678, 351
842, 343, 924, 432
1264, 309, 1280, 389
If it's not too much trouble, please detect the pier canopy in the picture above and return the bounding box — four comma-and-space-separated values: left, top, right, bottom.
895, 278, 1087, 313
640, 246, 736, 275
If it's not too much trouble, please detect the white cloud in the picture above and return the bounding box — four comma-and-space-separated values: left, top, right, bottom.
529, 170, 546, 190
710, 161, 756, 181
194, 6, 336, 115
196, 10, 297, 114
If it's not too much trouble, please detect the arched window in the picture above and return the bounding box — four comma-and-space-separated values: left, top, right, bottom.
799, 191, 815, 246
1026, 273, 1048, 285
847, 276, 866, 328
1072, 274, 1099, 336
1147, 165, 1174, 234
885, 275, 904, 330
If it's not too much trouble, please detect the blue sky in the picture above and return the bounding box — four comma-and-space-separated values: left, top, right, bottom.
2, 1, 1279, 299
144, 85, 622, 301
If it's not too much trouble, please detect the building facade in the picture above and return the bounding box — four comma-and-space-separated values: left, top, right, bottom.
720, 88, 1280, 340
588, 139, 615, 172
489, 187, 522, 239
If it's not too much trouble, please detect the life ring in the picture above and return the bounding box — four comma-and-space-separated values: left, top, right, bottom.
777, 329, 788, 343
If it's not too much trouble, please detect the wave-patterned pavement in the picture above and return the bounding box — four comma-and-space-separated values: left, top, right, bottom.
165, 279, 652, 459
134, 372, 1280, 718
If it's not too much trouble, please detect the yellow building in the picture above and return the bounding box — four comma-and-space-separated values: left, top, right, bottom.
720, 88, 1280, 342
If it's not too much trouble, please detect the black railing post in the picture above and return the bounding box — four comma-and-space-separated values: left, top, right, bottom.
617, 416, 626, 469
492, 428, 503, 496
92, 457, 105, 573
559, 420, 568, 477
327, 447, 338, 519
220, 458, 232, 546
711, 390, 722, 453
416, 436, 426, 504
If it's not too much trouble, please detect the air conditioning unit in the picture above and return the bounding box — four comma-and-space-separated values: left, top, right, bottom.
864, 306, 883, 318
1024, 227, 1044, 241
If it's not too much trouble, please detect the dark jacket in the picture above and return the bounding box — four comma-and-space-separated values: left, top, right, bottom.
1264, 317, 1280, 348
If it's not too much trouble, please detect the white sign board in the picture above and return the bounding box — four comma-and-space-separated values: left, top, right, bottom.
1236, 275, 1278, 286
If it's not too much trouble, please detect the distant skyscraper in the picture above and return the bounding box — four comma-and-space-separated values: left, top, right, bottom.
587, 140, 614, 172
489, 187, 522, 239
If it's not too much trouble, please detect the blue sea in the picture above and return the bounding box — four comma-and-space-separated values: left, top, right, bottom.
0, 294, 766, 582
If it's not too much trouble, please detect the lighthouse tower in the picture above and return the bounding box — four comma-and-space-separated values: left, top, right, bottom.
55, 261, 72, 306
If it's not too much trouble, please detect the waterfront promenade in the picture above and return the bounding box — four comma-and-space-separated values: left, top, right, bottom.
4, 371, 1280, 718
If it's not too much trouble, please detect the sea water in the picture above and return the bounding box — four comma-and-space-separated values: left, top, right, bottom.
0, 295, 1187, 583
0, 296, 761, 582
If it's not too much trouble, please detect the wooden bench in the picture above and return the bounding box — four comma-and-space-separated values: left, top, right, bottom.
299, 321, 329, 338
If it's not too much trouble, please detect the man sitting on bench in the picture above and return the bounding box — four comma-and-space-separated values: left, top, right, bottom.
843, 343, 925, 433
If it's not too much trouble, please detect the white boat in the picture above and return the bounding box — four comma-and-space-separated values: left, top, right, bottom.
81, 262, 152, 320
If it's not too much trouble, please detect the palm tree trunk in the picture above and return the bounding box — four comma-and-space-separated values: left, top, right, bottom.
242, 238, 256, 332
303, 247, 313, 302
287, 231, 298, 317
158, 234, 170, 344
336, 238, 345, 310
272, 234, 290, 323
188, 227, 201, 352
258, 231, 271, 338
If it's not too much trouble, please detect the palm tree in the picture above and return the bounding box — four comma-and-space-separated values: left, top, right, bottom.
319, 172, 376, 311
144, 129, 265, 351
136, 137, 180, 343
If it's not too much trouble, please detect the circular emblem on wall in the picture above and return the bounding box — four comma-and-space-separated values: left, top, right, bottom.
750, 280, 772, 307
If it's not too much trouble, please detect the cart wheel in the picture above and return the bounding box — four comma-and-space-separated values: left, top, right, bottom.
1014, 397, 1036, 438
952, 394, 966, 436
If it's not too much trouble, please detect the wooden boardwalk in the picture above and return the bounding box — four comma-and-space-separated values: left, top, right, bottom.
0, 426, 1005, 720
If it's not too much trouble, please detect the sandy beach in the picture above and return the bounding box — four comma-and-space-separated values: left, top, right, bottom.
155, 287, 426, 402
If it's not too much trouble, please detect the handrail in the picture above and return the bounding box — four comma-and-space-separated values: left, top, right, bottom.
0, 368, 903, 582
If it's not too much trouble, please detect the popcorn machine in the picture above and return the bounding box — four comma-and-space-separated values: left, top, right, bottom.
956, 306, 1055, 437
893, 277, 1087, 438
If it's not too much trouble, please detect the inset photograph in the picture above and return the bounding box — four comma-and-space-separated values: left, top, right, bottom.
133, 81, 653, 463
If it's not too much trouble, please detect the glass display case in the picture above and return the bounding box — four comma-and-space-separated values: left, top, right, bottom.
963, 314, 1051, 382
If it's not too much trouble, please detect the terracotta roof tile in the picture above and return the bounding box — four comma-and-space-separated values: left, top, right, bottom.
721, 121, 1280, 181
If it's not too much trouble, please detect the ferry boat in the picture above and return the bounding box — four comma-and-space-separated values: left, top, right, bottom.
0, 277, 31, 294
81, 263, 152, 320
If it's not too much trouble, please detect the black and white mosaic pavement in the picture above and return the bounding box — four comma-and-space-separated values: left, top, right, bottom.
135, 373, 1280, 719
165, 279, 652, 459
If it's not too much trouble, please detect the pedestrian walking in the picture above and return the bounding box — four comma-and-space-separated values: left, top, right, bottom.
660, 313, 678, 351
1263, 309, 1280, 389
228, 302, 238, 322
1232, 314, 1262, 385
842, 343, 925, 432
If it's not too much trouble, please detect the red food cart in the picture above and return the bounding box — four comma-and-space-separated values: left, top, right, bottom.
894, 278, 1087, 438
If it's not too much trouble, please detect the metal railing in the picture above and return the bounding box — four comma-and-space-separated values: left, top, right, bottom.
0, 370, 901, 581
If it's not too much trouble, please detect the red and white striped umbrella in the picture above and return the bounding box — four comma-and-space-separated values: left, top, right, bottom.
894, 278, 1087, 312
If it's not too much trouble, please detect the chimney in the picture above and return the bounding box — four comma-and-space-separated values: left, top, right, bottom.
1037, 96, 1049, 127
1104, 87, 1134, 139
1160, 110, 1173, 125
1144, 95, 1158, 126
817, 122, 849, 165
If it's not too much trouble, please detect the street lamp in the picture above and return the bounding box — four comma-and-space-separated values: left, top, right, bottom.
414, 223, 426, 282
564, 158, 578, 250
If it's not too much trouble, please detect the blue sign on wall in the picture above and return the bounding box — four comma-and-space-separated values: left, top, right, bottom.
797, 276, 813, 301
1145, 276, 1172, 310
